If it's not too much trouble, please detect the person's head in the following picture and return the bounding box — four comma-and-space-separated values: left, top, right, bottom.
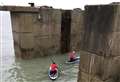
53, 62, 56, 64
72, 51, 75, 54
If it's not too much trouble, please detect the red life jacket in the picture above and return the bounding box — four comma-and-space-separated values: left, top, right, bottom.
50, 64, 58, 71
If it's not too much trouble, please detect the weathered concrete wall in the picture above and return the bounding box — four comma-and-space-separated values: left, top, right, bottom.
78, 4, 120, 82
8, 6, 62, 58
0, 6, 84, 58
12, 13, 34, 58
33, 8, 61, 57
70, 8, 84, 51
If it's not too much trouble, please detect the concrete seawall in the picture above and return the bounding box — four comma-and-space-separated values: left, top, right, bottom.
0, 6, 83, 59
11, 7, 62, 58
77, 4, 120, 82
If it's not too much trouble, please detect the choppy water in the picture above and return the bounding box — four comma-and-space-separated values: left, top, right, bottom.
2, 54, 79, 82
1, 11, 79, 82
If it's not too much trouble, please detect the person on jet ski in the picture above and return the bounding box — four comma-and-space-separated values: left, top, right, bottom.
50, 62, 58, 76
68, 50, 76, 62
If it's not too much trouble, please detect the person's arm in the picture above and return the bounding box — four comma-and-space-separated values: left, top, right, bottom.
56, 64, 58, 68
68, 52, 72, 58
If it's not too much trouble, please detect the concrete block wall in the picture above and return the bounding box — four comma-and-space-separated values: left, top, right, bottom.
0, 6, 84, 58
33, 8, 61, 57
78, 4, 120, 82
70, 8, 84, 51
10, 7, 61, 59
11, 13, 36, 58
78, 51, 120, 82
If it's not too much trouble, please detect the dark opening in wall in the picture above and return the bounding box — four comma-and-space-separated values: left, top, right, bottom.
61, 10, 71, 53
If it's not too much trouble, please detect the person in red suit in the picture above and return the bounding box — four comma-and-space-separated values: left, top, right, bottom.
50, 62, 58, 75
68, 51, 76, 62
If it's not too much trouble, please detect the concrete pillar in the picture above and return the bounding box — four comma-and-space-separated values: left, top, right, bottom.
70, 8, 84, 51
78, 4, 120, 82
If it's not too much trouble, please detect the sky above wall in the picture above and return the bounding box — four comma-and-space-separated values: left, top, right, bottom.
0, 0, 120, 9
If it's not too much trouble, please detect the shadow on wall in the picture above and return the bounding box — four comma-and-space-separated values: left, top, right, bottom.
61, 10, 71, 53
